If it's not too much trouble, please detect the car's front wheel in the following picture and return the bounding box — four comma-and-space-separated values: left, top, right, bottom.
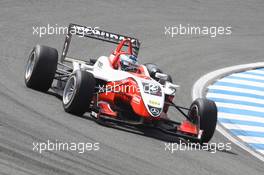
62, 70, 96, 116
188, 98, 217, 143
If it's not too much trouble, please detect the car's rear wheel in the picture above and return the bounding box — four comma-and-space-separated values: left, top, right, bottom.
25, 45, 58, 92
188, 98, 217, 143
63, 70, 95, 116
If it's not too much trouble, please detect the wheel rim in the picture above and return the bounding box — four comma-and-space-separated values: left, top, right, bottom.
63, 76, 77, 105
189, 104, 200, 125
25, 51, 36, 81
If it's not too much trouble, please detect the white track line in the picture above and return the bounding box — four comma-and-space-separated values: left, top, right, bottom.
217, 124, 264, 161
192, 62, 264, 162
208, 85, 264, 97
231, 73, 264, 81
215, 102, 264, 113
218, 112, 264, 123
248, 69, 264, 75
257, 149, 264, 154
238, 136, 264, 144
207, 93, 264, 105
223, 124, 264, 132
219, 78, 264, 88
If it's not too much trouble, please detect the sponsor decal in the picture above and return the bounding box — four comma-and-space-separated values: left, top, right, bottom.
97, 61, 103, 68
132, 95, 141, 104
148, 105, 161, 116
70, 24, 140, 48
149, 99, 160, 107
150, 107, 160, 115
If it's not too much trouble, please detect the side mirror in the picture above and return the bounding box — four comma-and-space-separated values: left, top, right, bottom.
155, 72, 168, 79
164, 82, 180, 95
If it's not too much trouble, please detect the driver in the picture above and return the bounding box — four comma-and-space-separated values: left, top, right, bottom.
119, 54, 138, 71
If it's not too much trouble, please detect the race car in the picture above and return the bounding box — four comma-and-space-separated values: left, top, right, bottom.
24, 23, 217, 143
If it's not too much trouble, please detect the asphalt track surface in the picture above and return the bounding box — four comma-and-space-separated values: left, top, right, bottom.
0, 0, 264, 174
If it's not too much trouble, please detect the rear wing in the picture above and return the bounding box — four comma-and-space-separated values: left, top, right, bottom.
60, 23, 141, 62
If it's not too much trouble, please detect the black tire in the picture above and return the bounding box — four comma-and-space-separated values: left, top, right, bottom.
62, 70, 95, 116
24, 45, 58, 92
144, 63, 172, 82
189, 98, 217, 143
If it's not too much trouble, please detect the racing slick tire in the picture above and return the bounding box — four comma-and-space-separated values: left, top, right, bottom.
189, 98, 217, 143
144, 63, 172, 82
24, 45, 58, 92
62, 70, 95, 116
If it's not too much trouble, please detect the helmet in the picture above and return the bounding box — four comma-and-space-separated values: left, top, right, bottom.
119, 54, 138, 71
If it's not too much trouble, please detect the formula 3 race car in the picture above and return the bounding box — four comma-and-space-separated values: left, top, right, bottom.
24, 23, 217, 143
